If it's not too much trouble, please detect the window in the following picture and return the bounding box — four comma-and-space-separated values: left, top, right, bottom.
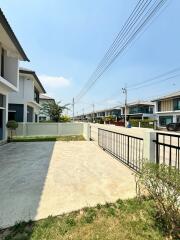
8, 112, 16, 121
0, 94, 3, 107
173, 98, 180, 110
34, 88, 39, 103
159, 116, 173, 126
8, 104, 24, 122
158, 101, 161, 112
1, 48, 4, 77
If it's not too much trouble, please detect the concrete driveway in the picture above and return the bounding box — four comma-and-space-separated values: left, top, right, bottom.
0, 141, 136, 228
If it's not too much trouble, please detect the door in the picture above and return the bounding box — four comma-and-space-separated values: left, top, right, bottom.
0, 109, 3, 140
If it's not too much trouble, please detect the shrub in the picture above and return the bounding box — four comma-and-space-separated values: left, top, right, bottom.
136, 162, 180, 238
59, 115, 71, 122
130, 119, 156, 129
6, 120, 18, 140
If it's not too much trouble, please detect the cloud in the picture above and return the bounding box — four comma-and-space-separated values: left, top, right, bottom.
38, 75, 71, 88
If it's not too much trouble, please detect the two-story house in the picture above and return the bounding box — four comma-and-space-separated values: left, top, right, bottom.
153, 91, 180, 127
0, 9, 29, 142
39, 94, 55, 121
8, 68, 46, 122
121, 101, 155, 120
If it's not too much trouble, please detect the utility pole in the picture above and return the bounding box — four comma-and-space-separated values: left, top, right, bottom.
122, 86, 127, 127
82, 108, 84, 120
72, 97, 75, 121
92, 103, 95, 122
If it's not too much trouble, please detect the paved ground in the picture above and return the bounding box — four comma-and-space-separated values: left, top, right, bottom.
0, 141, 136, 228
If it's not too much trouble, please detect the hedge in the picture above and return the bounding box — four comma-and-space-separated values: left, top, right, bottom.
130, 119, 156, 129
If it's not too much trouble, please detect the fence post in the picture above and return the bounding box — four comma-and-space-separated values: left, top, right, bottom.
143, 130, 156, 162
57, 123, 61, 135
83, 123, 90, 141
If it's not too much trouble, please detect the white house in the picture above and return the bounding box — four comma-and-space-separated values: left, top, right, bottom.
121, 101, 155, 120
39, 94, 55, 121
153, 91, 180, 127
8, 68, 46, 122
0, 9, 29, 142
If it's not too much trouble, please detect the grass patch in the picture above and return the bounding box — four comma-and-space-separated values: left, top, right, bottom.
0, 198, 168, 240
10, 135, 85, 142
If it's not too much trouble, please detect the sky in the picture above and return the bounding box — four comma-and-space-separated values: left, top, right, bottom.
1, 0, 180, 115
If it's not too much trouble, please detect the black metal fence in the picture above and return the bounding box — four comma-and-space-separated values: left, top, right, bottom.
154, 132, 180, 171
98, 128, 144, 172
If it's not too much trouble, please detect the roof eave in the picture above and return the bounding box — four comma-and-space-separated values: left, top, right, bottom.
19, 69, 46, 93
0, 8, 29, 62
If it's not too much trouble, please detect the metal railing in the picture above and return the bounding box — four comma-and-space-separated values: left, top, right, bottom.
98, 128, 144, 172
154, 132, 180, 171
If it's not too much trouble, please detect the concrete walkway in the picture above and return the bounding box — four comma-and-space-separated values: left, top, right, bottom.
0, 141, 136, 228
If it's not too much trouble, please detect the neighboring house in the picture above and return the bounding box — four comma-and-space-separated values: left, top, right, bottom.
8, 68, 46, 122
153, 91, 180, 127
76, 107, 122, 121
39, 94, 55, 121
0, 9, 29, 142
121, 101, 155, 120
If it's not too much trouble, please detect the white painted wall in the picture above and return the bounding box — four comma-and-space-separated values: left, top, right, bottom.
9, 77, 34, 104
15, 122, 86, 137
0, 86, 8, 143
4, 50, 19, 88
9, 76, 41, 122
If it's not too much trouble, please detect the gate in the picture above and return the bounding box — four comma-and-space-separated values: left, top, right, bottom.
154, 132, 180, 171
98, 128, 144, 172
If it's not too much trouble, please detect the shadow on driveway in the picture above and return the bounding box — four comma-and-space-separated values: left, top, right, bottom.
0, 142, 55, 229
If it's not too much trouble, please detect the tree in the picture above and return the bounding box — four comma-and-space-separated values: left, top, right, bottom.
40, 101, 69, 122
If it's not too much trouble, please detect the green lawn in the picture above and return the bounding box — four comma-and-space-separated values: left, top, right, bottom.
0, 198, 166, 240
10, 135, 85, 142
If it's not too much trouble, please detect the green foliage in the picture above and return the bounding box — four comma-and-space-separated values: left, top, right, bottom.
40, 101, 69, 122
1, 198, 166, 240
11, 135, 85, 142
6, 120, 18, 130
103, 115, 116, 122
6, 120, 18, 140
136, 162, 180, 239
59, 115, 71, 122
82, 208, 97, 224
130, 119, 156, 129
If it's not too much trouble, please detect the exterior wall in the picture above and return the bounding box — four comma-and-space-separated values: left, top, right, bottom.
0, 45, 19, 89
155, 98, 180, 127
4, 52, 19, 88
0, 86, 8, 142
8, 77, 41, 122
8, 77, 34, 104
159, 99, 173, 112
16, 122, 85, 137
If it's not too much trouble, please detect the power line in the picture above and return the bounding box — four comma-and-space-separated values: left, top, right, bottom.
128, 67, 180, 89
82, 66, 180, 109
75, 0, 151, 102
75, 0, 169, 103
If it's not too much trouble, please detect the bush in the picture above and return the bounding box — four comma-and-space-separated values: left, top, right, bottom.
6, 120, 18, 130
136, 162, 180, 239
130, 119, 156, 129
59, 115, 71, 122
6, 120, 18, 140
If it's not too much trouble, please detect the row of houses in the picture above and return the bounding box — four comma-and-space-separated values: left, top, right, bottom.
0, 9, 54, 143
76, 93, 180, 128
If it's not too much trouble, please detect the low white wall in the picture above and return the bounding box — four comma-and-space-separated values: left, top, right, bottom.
16, 122, 85, 137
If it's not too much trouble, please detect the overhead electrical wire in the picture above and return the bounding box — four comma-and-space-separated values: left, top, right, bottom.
75, 0, 169, 103
88, 66, 180, 108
